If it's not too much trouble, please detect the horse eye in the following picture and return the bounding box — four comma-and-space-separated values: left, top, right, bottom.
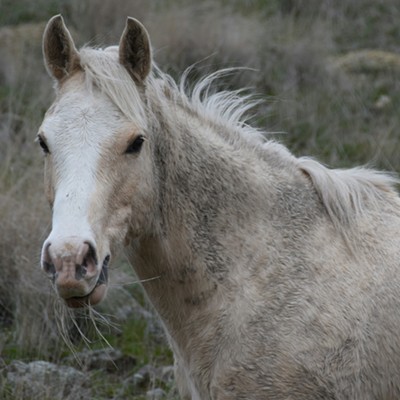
125, 135, 145, 154
38, 136, 50, 154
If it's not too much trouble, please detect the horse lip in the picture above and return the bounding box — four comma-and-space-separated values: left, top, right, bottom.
81, 255, 109, 292
65, 256, 109, 307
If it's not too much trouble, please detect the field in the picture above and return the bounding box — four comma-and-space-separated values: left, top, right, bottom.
0, 0, 399, 398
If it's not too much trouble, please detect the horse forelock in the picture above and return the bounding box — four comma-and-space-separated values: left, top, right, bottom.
78, 46, 148, 129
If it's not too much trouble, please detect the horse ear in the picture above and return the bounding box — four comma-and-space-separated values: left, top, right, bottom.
43, 15, 80, 82
119, 17, 152, 83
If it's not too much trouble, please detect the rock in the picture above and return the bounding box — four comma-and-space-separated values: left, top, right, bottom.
99, 287, 164, 338
373, 94, 391, 110
331, 50, 400, 75
146, 387, 166, 399
65, 347, 136, 372
160, 365, 175, 384
114, 363, 175, 399
5, 360, 90, 400
132, 363, 175, 388
100, 289, 152, 322
133, 364, 158, 387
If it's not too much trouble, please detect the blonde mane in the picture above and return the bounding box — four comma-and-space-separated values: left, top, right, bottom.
78, 45, 399, 230
298, 157, 399, 226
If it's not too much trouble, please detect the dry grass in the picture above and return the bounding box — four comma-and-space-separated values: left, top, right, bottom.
0, 0, 400, 397
0, 85, 61, 359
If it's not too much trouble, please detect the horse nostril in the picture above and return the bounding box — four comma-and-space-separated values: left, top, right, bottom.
43, 260, 56, 282
84, 242, 98, 266
76, 241, 98, 278
42, 239, 100, 286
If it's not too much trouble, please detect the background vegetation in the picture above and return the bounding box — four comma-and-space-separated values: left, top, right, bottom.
0, 0, 399, 398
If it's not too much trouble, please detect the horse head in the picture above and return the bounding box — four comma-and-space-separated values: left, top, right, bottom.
40, 15, 156, 307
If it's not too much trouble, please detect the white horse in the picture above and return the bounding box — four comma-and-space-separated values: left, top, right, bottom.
39, 15, 400, 399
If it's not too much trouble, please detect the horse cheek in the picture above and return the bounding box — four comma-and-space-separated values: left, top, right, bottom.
123, 174, 154, 238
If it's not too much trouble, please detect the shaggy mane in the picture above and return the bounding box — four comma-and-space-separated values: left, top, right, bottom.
78, 45, 399, 230
298, 157, 399, 226
79, 46, 263, 143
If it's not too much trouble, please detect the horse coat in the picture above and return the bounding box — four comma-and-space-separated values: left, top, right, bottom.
39, 15, 400, 400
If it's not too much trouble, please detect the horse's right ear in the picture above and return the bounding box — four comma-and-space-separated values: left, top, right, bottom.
119, 17, 152, 83
43, 15, 80, 82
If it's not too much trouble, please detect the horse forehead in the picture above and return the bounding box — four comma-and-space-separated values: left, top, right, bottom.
43, 89, 121, 144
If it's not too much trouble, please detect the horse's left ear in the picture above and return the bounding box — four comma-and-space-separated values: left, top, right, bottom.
119, 17, 152, 83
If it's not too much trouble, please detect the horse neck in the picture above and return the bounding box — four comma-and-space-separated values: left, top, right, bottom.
128, 94, 304, 341
153, 102, 268, 251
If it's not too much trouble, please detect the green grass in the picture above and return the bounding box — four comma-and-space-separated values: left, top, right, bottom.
105, 317, 172, 365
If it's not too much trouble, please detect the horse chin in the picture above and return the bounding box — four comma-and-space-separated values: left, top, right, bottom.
65, 283, 108, 308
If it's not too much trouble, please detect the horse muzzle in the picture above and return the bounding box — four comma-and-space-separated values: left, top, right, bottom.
41, 237, 110, 308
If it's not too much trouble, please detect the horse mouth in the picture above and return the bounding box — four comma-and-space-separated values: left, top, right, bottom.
65, 259, 109, 308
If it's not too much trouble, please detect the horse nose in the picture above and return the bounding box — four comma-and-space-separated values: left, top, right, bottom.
41, 238, 98, 299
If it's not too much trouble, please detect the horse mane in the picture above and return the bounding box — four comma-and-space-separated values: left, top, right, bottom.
79, 46, 264, 145
298, 157, 399, 226
78, 45, 399, 231
173, 66, 265, 145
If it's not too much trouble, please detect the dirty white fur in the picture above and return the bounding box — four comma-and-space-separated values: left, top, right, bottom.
298, 157, 399, 226
42, 16, 400, 400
